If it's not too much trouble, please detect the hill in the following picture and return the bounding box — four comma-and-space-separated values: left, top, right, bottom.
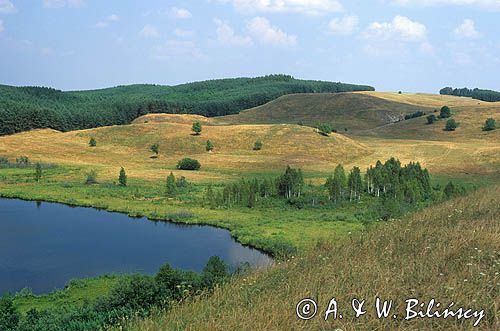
126, 184, 499, 331
216, 92, 433, 132
0, 75, 374, 135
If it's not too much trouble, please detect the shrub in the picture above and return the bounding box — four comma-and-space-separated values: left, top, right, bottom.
317, 123, 333, 136
253, 140, 263, 151
201, 256, 229, 288
444, 118, 458, 131
206, 140, 214, 152
404, 111, 425, 120
176, 158, 201, 171
0, 294, 19, 331
85, 170, 98, 185
150, 143, 159, 155
35, 163, 42, 182
439, 105, 451, 118
89, 137, 97, 147
176, 176, 188, 188
0, 156, 8, 165
166, 172, 176, 196
118, 167, 127, 186
482, 118, 496, 131
426, 114, 437, 124
16, 156, 30, 166
192, 122, 202, 135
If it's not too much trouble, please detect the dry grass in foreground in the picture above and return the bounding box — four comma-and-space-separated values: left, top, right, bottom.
125, 184, 499, 331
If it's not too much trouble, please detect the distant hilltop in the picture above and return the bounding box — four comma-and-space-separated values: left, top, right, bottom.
0, 75, 374, 136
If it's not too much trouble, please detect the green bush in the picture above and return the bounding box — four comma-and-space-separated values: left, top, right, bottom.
85, 170, 98, 185
426, 114, 437, 124
317, 123, 333, 136
253, 140, 263, 151
439, 106, 451, 118
89, 137, 96, 147
176, 158, 201, 171
444, 118, 458, 131
482, 118, 496, 131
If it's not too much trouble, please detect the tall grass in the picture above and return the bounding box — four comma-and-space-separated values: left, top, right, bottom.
124, 184, 499, 330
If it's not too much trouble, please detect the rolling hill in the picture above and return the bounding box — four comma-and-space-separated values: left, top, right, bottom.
0, 75, 374, 135
216, 92, 433, 132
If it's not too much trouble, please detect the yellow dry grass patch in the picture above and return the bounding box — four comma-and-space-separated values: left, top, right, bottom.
132, 113, 213, 125
0, 122, 369, 182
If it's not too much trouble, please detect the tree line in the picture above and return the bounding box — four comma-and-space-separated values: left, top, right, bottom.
440, 87, 500, 102
202, 158, 445, 210
0, 76, 374, 135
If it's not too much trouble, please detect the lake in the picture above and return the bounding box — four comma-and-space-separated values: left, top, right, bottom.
0, 198, 271, 294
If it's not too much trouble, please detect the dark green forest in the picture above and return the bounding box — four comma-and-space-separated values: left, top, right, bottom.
0, 75, 374, 135
439, 86, 500, 102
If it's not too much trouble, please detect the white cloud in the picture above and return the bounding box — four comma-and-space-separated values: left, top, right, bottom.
171, 7, 192, 19
139, 24, 160, 38
454, 19, 480, 38
107, 14, 119, 21
247, 17, 297, 46
152, 40, 205, 60
41, 47, 54, 56
94, 14, 119, 29
328, 15, 358, 35
0, 19, 3, 32
174, 28, 194, 38
364, 15, 427, 41
214, 18, 253, 46
392, 0, 500, 9
222, 0, 343, 15
43, 0, 85, 8
419, 42, 435, 55
0, 0, 16, 14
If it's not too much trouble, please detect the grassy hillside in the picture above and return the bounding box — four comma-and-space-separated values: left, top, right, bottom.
217, 92, 432, 132
125, 184, 500, 331
0, 75, 374, 135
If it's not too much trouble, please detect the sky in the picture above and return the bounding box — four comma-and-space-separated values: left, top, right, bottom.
0, 0, 499, 92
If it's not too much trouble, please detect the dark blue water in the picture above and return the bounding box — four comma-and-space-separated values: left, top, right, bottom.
0, 198, 271, 294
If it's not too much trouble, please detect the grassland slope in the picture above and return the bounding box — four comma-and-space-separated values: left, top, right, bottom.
125, 184, 500, 331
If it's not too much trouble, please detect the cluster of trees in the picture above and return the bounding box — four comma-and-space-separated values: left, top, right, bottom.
404, 111, 426, 120
203, 159, 438, 210
425, 106, 459, 131
0, 257, 230, 331
0, 76, 375, 135
440, 87, 500, 102
365, 158, 431, 204
204, 166, 304, 209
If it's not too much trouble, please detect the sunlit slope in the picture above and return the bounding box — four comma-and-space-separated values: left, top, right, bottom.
126, 184, 500, 331
0, 122, 368, 181
216, 92, 432, 131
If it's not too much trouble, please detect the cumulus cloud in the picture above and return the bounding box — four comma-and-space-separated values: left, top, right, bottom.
43, 0, 85, 8
139, 24, 160, 38
328, 15, 359, 35
171, 7, 192, 19
214, 18, 253, 46
364, 15, 427, 41
151, 40, 205, 60
107, 14, 119, 21
454, 19, 480, 38
247, 17, 297, 46
0, 0, 16, 14
391, 0, 500, 9
221, 0, 343, 15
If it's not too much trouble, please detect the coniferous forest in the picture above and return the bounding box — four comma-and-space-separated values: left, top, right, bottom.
439, 86, 500, 102
0, 75, 374, 136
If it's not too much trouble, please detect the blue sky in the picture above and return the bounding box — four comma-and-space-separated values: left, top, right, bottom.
0, 0, 499, 92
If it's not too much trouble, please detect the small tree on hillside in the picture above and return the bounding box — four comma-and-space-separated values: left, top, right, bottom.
317, 123, 333, 136
177, 158, 201, 170
253, 140, 263, 151
192, 122, 202, 135
444, 118, 458, 131
166, 172, 176, 197
206, 140, 214, 152
150, 143, 159, 156
426, 114, 437, 124
35, 163, 42, 182
89, 137, 97, 147
439, 106, 451, 118
118, 167, 127, 186
483, 118, 496, 131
